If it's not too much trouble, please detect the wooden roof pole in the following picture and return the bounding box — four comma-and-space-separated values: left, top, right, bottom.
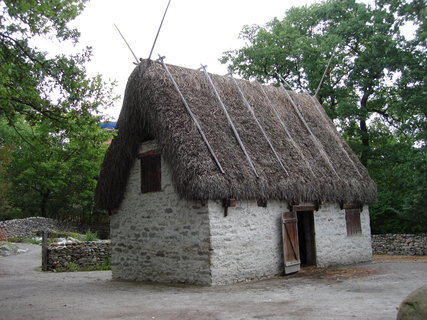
200, 65, 259, 178
158, 56, 225, 174
256, 81, 316, 178
276, 76, 340, 179
308, 95, 363, 178
280, 74, 363, 179
230, 75, 289, 175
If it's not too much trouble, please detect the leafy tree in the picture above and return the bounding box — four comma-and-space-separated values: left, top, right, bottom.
221, 0, 426, 233
375, 0, 427, 143
368, 124, 427, 233
1, 117, 112, 222
0, 0, 116, 129
0, 0, 118, 223
0, 123, 14, 218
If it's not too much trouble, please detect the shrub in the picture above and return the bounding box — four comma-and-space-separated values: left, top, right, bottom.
80, 231, 98, 242
42, 231, 80, 239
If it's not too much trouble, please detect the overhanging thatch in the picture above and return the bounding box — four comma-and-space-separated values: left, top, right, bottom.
95, 60, 376, 211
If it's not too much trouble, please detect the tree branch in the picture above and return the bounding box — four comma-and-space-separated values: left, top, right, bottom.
1, 112, 35, 148
0, 32, 47, 67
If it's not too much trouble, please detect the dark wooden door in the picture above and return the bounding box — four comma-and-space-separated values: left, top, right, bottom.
282, 211, 301, 274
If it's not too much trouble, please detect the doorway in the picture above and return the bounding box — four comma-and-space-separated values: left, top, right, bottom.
296, 211, 316, 266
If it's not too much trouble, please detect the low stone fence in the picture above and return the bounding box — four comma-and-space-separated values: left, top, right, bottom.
46, 241, 111, 271
0, 217, 79, 241
372, 234, 427, 256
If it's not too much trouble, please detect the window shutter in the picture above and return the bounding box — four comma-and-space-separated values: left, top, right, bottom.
140, 153, 161, 193
345, 208, 362, 236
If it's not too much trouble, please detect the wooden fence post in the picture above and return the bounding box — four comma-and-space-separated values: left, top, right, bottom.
42, 230, 48, 271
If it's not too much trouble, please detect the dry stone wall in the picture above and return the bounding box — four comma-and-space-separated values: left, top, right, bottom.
0, 217, 78, 240
372, 234, 427, 255
46, 241, 111, 270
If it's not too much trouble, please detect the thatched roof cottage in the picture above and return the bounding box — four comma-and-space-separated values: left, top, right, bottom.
96, 59, 376, 285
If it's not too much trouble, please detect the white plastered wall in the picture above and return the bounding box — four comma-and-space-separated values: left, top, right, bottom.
110, 140, 212, 285
110, 140, 372, 285
313, 203, 372, 267
208, 200, 288, 285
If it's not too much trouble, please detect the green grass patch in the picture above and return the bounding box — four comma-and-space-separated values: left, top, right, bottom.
45, 231, 81, 239
7, 230, 101, 247
54, 258, 111, 272
0, 241, 17, 248
79, 230, 99, 242
7, 237, 41, 244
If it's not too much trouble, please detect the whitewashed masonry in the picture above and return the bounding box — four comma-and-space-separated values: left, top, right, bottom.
111, 141, 372, 285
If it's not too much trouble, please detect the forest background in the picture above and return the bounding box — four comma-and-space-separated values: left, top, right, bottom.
0, 0, 425, 233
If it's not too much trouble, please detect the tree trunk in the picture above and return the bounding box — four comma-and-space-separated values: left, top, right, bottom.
359, 91, 372, 167
40, 191, 50, 218
359, 119, 370, 167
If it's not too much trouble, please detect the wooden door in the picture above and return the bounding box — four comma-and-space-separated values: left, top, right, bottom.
282, 211, 300, 274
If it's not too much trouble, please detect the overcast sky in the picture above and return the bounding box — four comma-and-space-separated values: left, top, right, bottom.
69, 0, 374, 119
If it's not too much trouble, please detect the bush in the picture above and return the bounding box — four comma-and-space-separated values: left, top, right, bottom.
44, 231, 81, 239
79, 231, 98, 242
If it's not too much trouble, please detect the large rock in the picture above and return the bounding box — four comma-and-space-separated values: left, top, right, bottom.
0, 242, 18, 256
397, 285, 427, 320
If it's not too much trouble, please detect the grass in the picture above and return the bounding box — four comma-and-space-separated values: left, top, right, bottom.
8, 230, 100, 244
7, 237, 41, 244
79, 231, 99, 242
0, 241, 17, 248
46, 231, 81, 239
55, 258, 111, 272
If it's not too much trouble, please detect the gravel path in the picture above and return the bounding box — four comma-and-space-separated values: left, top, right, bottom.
0, 243, 426, 320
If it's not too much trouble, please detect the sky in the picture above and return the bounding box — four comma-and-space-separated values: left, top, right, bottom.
68, 0, 374, 119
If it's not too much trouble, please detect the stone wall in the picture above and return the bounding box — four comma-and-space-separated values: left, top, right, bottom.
0, 217, 78, 240
111, 140, 212, 285
110, 140, 374, 285
372, 234, 427, 255
208, 200, 287, 285
46, 241, 111, 271
208, 202, 373, 284
314, 204, 372, 267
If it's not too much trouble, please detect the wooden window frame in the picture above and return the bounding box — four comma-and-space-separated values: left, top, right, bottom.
345, 208, 362, 236
138, 150, 161, 193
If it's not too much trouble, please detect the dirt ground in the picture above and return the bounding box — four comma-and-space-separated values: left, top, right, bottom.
0, 244, 426, 320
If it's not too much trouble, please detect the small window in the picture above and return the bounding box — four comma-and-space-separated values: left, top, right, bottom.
257, 199, 267, 207
139, 151, 161, 193
345, 208, 362, 236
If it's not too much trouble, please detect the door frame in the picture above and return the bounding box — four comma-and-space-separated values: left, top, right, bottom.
282, 205, 317, 274
296, 210, 316, 266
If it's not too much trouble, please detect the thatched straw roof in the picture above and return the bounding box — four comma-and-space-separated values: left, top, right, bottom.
95, 60, 376, 211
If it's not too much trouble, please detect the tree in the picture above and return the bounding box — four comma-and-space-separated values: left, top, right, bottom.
0, 0, 116, 130
0, 0, 118, 223
0, 123, 14, 218
1, 117, 112, 222
221, 0, 426, 233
